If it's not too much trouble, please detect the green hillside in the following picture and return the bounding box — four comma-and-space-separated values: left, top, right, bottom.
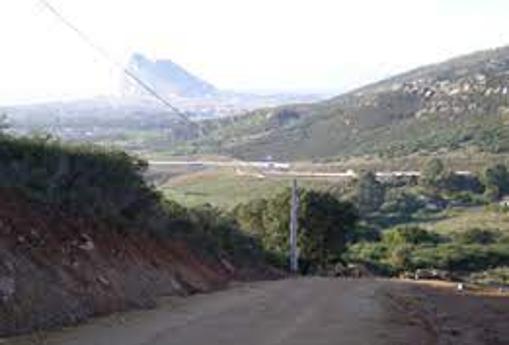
171, 46, 509, 161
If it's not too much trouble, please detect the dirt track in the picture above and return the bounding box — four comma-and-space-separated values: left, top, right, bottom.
8, 278, 509, 345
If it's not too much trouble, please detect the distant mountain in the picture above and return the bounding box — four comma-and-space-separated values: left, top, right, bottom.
3, 52, 327, 144
179, 45, 509, 160
122, 53, 217, 98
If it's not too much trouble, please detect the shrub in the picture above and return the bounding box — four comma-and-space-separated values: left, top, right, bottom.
0, 135, 158, 229
233, 189, 359, 270
410, 243, 509, 272
454, 228, 501, 245
354, 171, 385, 213
381, 189, 425, 214
342, 242, 396, 275
186, 205, 265, 263
468, 267, 509, 286
382, 226, 442, 246
446, 191, 487, 206
343, 242, 388, 263
347, 224, 381, 243
420, 158, 446, 188
0, 134, 267, 264
441, 173, 484, 193
481, 163, 509, 200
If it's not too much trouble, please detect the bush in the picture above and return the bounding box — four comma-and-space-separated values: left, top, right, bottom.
347, 224, 381, 243
343, 242, 388, 263
0, 134, 267, 264
0, 135, 159, 229
354, 171, 385, 213
381, 190, 425, 214
343, 225, 509, 275
233, 189, 359, 270
441, 173, 484, 193
481, 163, 509, 200
382, 226, 442, 246
468, 267, 509, 286
182, 205, 265, 263
420, 158, 446, 188
446, 191, 487, 206
346, 241, 509, 274
342, 242, 396, 275
410, 243, 509, 272
454, 228, 501, 245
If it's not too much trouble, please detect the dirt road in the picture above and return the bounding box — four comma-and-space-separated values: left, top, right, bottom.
8, 278, 509, 345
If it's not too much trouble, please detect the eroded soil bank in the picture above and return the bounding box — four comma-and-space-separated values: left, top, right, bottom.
0, 193, 271, 336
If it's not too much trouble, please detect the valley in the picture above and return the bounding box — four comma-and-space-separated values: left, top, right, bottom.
2, 21, 509, 344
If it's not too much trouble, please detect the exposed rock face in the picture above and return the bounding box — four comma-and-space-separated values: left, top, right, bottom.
122, 53, 217, 98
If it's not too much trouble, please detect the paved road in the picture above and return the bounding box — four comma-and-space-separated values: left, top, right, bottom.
11, 278, 430, 345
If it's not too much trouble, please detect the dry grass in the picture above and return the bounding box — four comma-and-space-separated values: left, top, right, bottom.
160, 167, 337, 209
419, 207, 509, 235
397, 279, 509, 297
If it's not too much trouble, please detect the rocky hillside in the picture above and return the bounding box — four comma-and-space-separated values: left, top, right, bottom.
178, 45, 509, 160
327, 45, 509, 124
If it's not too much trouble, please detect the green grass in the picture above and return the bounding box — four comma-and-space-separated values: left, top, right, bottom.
417, 207, 509, 235
163, 171, 285, 209
175, 111, 509, 161
161, 168, 338, 209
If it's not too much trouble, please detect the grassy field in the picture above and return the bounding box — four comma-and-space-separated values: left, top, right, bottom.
157, 165, 509, 239
159, 167, 340, 209
419, 207, 509, 235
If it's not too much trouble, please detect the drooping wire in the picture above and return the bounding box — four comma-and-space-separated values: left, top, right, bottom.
37, 0, 196, 127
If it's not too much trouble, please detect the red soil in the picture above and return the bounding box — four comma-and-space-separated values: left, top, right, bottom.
0, 192, 234, 336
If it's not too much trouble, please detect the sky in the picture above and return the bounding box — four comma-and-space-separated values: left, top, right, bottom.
1, 0, 509, 105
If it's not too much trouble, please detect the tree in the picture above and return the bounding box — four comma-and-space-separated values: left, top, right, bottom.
481, 163, 509, 200
232, 198, 268, 236
233, 189, 359, 270
420, 158, 446, 188
298, 190, 359, 268
355, 171, 385, 213
381, 189, 424, 215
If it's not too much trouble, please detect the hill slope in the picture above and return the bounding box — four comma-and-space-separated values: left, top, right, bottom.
122, 53, 217, 98
0, 135, 273, 336
179, 46, 509, 161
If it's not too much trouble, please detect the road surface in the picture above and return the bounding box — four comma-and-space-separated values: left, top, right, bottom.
10, 278, 433, 345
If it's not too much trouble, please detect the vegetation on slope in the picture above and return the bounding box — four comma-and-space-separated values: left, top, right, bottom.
233, 189, 358, 271
0, 132, 284, 336
0, 133, 268, 265
225, 158, 509, 280
165, 45, 509, 161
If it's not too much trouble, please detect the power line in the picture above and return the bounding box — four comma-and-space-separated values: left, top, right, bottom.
36, 0, 195, 126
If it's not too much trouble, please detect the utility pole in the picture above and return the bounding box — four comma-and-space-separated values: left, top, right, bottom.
289, 179, 299, 273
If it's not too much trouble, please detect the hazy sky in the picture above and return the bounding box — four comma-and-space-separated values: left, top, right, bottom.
1, 0, 509, 105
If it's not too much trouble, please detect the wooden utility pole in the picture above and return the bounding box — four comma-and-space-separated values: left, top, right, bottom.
289, 179, 299, 273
